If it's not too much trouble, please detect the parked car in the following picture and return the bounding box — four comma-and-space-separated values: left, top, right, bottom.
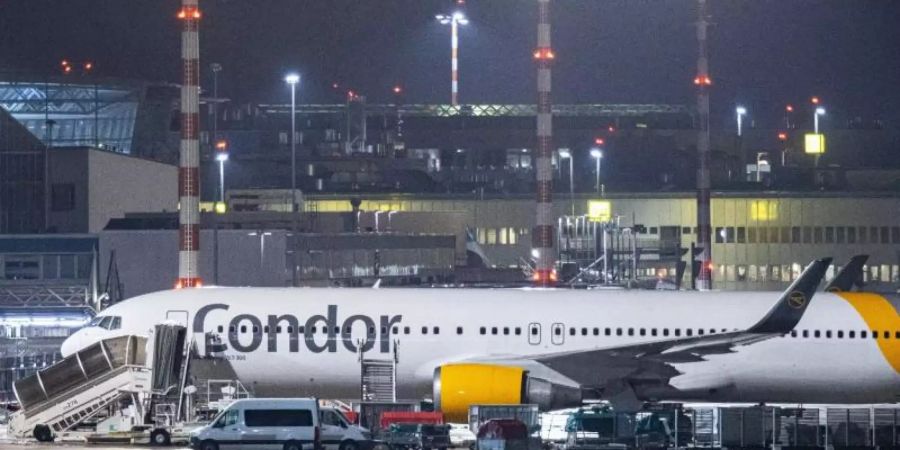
191, 398, 320, 450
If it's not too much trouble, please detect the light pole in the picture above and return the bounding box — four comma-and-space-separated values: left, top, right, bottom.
785, 104, 794, 129
590, 147, 603, 195
436, 11, 468, 106
215, 140, 228, 206
735, 106, 747, 137
558, 149, 574, 216
814, 106, 826, 135
284, 74, 300, 213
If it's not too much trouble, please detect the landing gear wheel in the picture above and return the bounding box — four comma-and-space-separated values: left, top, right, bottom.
150, 428, 172, 446
199, 440, 220, 450
33, 424, 53, 442
284, 440, 304, 450
340, 440, 359, 450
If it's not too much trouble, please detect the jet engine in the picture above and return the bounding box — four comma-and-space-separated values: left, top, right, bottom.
433, 363, 582, 422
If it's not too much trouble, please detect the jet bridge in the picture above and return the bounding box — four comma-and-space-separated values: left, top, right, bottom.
7, 324, 187, 442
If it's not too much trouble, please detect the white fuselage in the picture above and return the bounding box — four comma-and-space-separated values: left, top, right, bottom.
61, 287, 900, 405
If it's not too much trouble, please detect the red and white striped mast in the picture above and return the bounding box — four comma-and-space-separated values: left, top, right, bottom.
176, 0, 202, 288
694, 0, 713, 290
532, 0, 556, 286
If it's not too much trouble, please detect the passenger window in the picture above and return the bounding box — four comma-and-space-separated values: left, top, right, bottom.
709, 329, 715, 334
457, 327, 463, 335
883, 331, 889, 339
802, 330, 809, 338
253, 326, 260, 334
837, 331, 843, 338
515, 327, 522, 336
698, 329, 704, 336
240, 325, 247, 334
605, 328, 611, 336
433, 327, 439, 335
531, 327, 538, 336
229, 325, 236, 333
639, 328, 646, 336
311, 326, 317, 333
861, 331, 867, 338
872, 330, 878, 340
790, 330, 797, 338
895, 331, 900, 339
481, 327, 487, 335
218, 325, 224, 333
287, 326, 293, 333
393, 326, 399, 335
264, 326, 269, 333
569, 328, 576, 336
403, 326, 410, 335
814, 330, 821, 338
276, 326, 282, 333
504, 327, 510, 335
422, 327, 428, 335
663, 329, 669, 336
593, 328, 599, 336
651, 329, 657, 337
627, 328, 634, 336
491, 327, 498, 335
849, 330, 855, 338
825, 330, 832, 339
616, 328, 622, 336
381, 327, 387, 334
686, 329, 693, 337
299, 326, 305, 334
674, 329, 681, 337
555, 327, 562, 336
581, 328, 587, 336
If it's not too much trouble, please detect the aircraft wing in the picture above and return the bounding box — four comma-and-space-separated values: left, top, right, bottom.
524, 258, 832, 403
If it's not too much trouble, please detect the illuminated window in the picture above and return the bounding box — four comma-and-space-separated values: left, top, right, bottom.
499, 229, 508, 245
486, 229, 497, 245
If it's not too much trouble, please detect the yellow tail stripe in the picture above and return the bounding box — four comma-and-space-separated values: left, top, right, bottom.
838, 293, 900, 374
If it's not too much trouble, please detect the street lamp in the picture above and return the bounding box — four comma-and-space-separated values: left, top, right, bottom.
284, 73, 300, 213
735, 106, 747, 137
436, 11, 468, 106
814, 106, 826, 134
590, 148, 603, 195
215, 140, 228, 208
558, 149, 574, 216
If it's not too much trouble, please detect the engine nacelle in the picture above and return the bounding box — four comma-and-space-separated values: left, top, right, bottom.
433, 364, 582, 422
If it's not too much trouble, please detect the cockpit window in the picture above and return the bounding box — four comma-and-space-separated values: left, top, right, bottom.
84, 315, 122, 330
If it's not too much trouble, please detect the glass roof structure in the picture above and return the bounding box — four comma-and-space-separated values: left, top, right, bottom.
0, 79, 142, 154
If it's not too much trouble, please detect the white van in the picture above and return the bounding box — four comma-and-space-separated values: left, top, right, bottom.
319, 407, 372, 450
191, 398, 321, 450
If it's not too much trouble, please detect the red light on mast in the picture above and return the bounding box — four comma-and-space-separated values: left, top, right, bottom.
786, 104, 794, 112
811, 97, 820, 105
393, 85, 403, 95
778, 132, 788, 141
594, 138, 605, 146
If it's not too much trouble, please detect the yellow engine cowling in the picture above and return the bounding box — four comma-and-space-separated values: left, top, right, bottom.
433, 363, 582, 422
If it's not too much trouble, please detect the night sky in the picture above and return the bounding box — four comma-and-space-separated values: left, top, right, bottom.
1, 0, 899, 127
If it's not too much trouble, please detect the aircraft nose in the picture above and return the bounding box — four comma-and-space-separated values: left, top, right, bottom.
60, 330, 83, 357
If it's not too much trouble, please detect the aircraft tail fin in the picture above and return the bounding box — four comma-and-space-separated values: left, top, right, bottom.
748, 257, 832, 334
824, 254, 868, 292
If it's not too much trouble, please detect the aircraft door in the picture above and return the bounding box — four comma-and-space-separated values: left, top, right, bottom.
165, 310, 189, 328
551, 323, 565, 345
528, 323, 541, 345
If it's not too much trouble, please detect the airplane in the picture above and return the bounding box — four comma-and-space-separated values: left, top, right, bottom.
60, 258, 900, 421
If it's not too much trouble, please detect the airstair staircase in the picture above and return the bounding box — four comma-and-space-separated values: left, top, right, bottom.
359, 339, 398, 402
